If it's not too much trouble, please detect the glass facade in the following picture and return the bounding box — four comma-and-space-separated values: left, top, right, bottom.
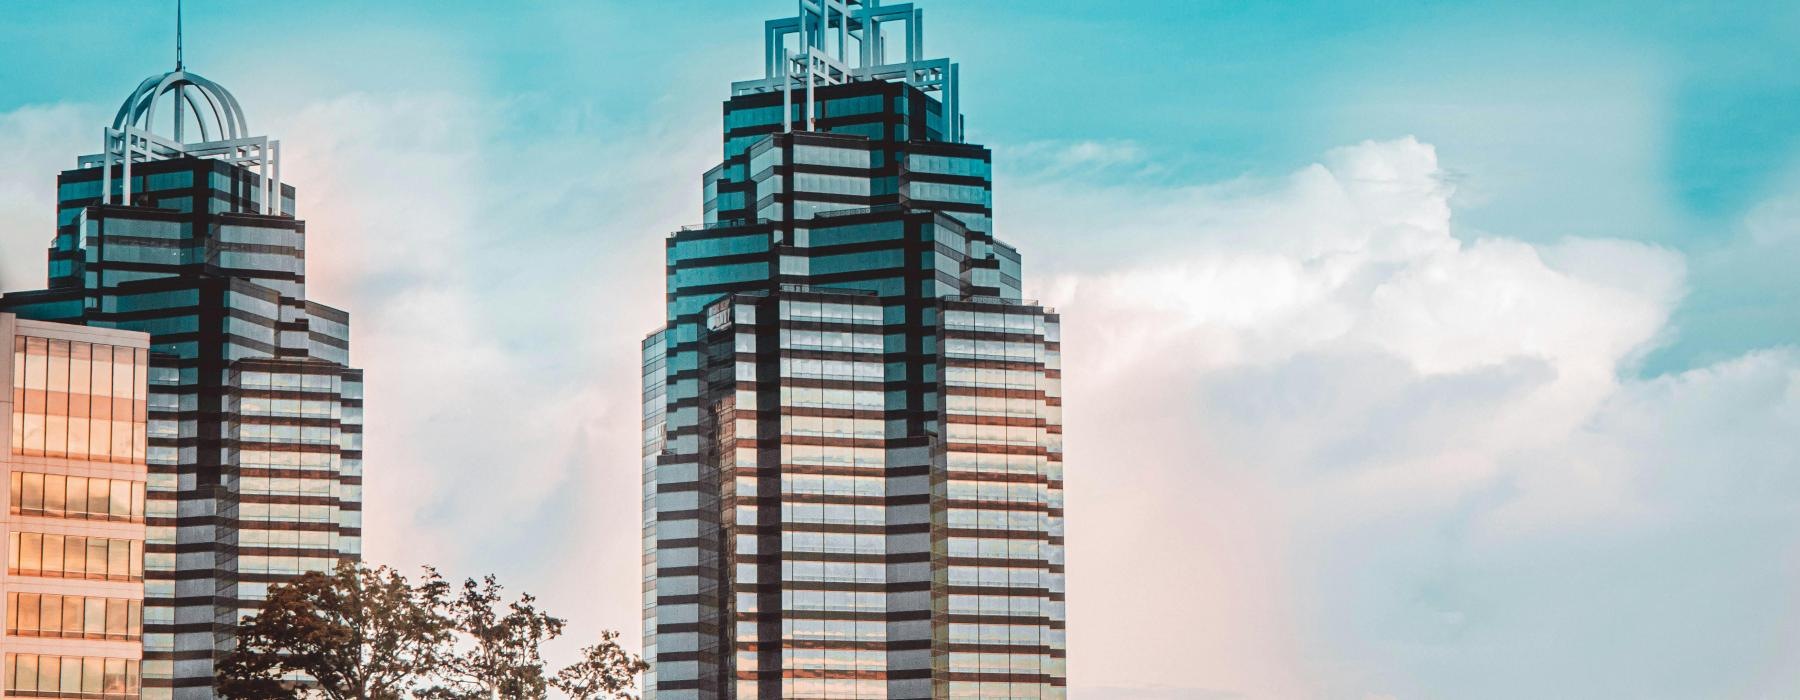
2, 129, 362, 699
3, 314, 151, 700
645, 5, 1064, 698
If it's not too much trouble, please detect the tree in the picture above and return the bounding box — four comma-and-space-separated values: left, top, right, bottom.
218, 561, 450, 700
552, 631, 649, 700
419, 572, 567, 700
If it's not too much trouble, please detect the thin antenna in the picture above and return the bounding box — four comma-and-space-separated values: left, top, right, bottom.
176, 0, 184, 70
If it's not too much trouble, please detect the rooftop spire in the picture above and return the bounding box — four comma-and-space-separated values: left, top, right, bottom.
175, 0, 184, 71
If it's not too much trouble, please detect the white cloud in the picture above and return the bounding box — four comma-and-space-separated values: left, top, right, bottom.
0, 104, 102, 292
1025, 137, 1800, 698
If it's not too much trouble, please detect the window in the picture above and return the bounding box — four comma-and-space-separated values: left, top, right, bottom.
6, 532, 142, 581
908, 181, 990, 206
4, 593, 142, 640
10, 336, 146, 463
794, 145, 870, 168
9, 473, 145, 522
907, 154, 991, 178
1, 654, 140, 698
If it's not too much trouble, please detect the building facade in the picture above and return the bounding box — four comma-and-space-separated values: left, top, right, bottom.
0, 64, 364, 699
2, 313, 150, 698
643, 2, 1066, 698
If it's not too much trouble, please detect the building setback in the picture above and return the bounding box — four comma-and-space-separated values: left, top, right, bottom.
0, 63, 363, 699
642, 2, 1066, 698
2, 313, 150, 698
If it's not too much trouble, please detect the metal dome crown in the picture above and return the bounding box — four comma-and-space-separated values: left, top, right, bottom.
112, 68, 249, 144
84, 0, 286, 216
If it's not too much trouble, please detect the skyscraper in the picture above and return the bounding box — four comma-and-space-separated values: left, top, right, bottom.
0, 57, 364, 699
3, 313, 151, 698
642, 2, 1066, 698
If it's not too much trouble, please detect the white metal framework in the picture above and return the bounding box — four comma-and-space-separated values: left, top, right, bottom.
733, 0, 962, 142
80, 57, 283, 215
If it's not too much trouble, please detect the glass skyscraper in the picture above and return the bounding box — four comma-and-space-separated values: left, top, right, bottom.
642, 2, 1066, 698
0, 61, 363, 699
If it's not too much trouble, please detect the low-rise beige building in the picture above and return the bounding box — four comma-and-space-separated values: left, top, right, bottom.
2, 313, 148, 698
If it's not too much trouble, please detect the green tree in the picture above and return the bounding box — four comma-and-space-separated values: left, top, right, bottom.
419, 572, 567, 700
552, 631, 649, 700
217, 561, 450, 700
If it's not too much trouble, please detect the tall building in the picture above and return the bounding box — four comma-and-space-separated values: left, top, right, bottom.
642, 2, 1066, 698
3, 314, 150, 698
0, 56, 364, 699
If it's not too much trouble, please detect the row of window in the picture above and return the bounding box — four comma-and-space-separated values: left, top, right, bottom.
238, 396, 344, 419
238, 528, 338, 548
777, 617, 887, 642
944, 423, 1052, 447
1, 655, 141, 699
10, 336, 147, 463
235, 370, 346, 393
946, 479, 1056, 504
947, 537, 1051, 561
779, 415, 885, 440
780, 531, 887, 556
945, 393, 1045, 418
58, 171, 191, 201
943, 337, 1044, 361
237, 422, 337, 445
794, 144, 871, 169
780, 357, 884, 380
907, 154, 992, 179
779, 386, 885, 411
947, 623, 1052, 646
238, 449, 344, 470
669, 232, 769, 264
10, 473, 146, 522
942, 309, 1048, 333
672, 261, 768, 290
778, 502, 886, 526
946, 509, 1057, 533
947, 566, 1064, 592
238, 476, 342, 497
5, 593, 143, 640
6, 533, 143, 581
236, 554, 339, 576
943, 366, 1048, 390
741, 679, 892, 700
799, 221, 905, 249
753, 560, 886, 585
780, 444, 886, 469
908, 181, 990, 206
739, 589, 887, 615
945, 452, 1058, 473
777, 473, 886, 497
948, 594, 1055, 617
780, 329, 884, 353
946, 681, 1065, 699
239, 502, 345, 523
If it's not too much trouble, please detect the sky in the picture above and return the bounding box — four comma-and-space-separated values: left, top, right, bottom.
2, 1, 1799, 697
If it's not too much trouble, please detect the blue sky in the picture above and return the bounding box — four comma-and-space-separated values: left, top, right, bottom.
3, 2, 1799, 697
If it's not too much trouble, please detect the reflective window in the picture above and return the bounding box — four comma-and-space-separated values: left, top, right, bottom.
10, 336, 147, 463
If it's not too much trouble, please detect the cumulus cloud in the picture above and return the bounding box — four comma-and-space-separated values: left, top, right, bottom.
1017, 137, 1800, 698
0, 104, 103, 291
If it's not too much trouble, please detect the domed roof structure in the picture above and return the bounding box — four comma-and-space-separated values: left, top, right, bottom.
111, 68, 249, 144
87, 1, 284, 216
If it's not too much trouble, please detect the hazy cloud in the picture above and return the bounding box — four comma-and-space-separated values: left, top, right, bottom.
1022, 137, 1800, 698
